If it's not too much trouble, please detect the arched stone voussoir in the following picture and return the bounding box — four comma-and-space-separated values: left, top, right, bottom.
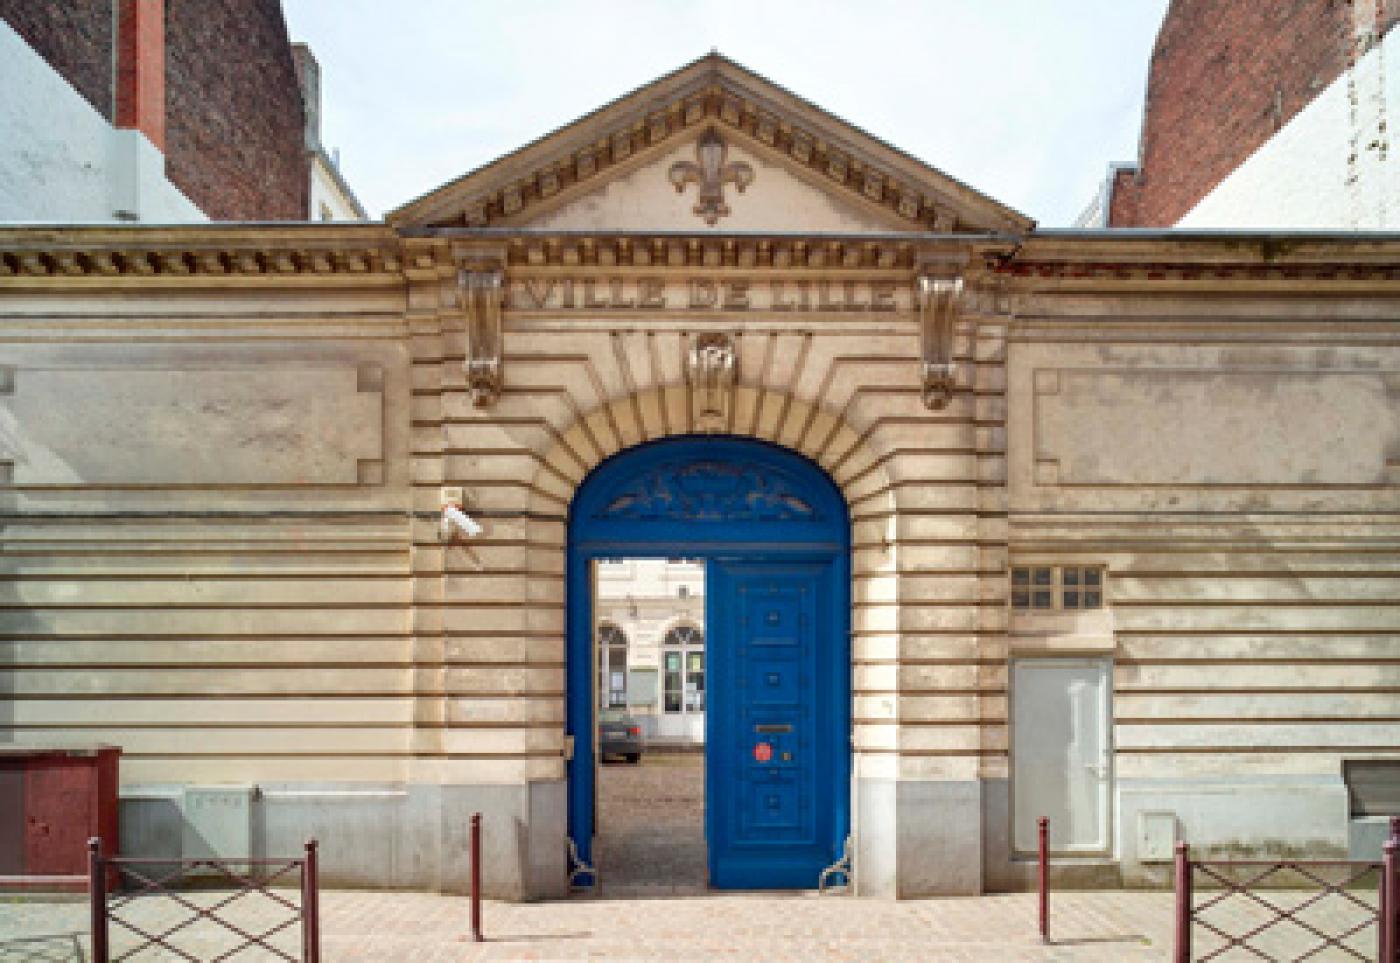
524, 388, 899, 529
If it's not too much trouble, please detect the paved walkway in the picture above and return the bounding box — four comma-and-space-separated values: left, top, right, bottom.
0, 755, 1381, 959
3, 886, 1387, 961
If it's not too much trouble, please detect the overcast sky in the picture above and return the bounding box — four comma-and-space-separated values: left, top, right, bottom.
281, 1, 1169, 227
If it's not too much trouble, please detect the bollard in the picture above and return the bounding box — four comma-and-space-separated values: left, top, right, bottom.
1381, 819, 1398, 963
1038, 817, 1049, 943
88, 837, 108, 963
1174, 841, 1191, 963
302, 839, 320, 963
471, 812, 483, 942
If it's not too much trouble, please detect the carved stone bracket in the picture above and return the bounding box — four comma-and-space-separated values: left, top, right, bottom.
459, 268, 504, 407
919, 275, 962, 410
686, 332, 735, 431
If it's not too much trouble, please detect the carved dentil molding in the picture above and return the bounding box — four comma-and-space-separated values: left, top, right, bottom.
986, 256, 1400, 283
503, 234, 920, 270
0, 246, 401, 278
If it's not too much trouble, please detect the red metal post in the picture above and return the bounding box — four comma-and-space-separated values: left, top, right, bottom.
88, 837, 108, 963
302, 839, 320, 963
1038, 816, 1049, 943
1174, 841, 1191, 963
1382, 821, 1397, 963
470, 812, 483, 943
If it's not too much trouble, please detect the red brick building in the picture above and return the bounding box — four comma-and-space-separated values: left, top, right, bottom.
1094, 0, 1399, 227
0, 0, 361, 221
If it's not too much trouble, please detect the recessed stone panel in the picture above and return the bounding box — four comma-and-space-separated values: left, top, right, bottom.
0, 366, 382, 485
1034, 368, 1399, 486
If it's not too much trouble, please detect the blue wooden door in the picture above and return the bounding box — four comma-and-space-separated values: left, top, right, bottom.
708, 559, 840, 888
566, 436, 849, 891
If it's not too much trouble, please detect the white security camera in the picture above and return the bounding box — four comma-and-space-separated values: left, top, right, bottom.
441, 503, 483, 540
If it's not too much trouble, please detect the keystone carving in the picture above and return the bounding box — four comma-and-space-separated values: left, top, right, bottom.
460, 268, 504, 407
668, 129, 754, 226
919, 276, 962, 410
686, 332, 735, 431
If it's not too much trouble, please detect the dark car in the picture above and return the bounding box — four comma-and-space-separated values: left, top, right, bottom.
599, 710, 644, 763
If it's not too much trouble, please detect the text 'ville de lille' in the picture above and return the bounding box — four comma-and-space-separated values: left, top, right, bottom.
507, 277, 908, 312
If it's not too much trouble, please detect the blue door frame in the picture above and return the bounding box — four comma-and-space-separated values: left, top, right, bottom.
566, 435, 850, 889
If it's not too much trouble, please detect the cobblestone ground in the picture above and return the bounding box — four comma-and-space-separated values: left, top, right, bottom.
595, 751, 707, 896
0, 754, 1382, 959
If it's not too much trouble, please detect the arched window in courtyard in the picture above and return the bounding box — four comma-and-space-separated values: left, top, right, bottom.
662, 623, 705, 714
598, 623, 628, 709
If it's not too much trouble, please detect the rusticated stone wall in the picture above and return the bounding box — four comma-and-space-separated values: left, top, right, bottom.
1, 225, 1398, 900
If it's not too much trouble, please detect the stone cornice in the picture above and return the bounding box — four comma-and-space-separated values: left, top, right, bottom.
993, 234, 1400, 287
996, 259, 1400, 282
0, 228, 1004, 285
1006, 232, 1400, 263
4, 225, 1399, 290
387, 54, 1033, 236
438, 231, 1013, 274
0, 225, 402, 282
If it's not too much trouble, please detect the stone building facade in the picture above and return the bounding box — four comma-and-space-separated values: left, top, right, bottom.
1, 54, 1398, 899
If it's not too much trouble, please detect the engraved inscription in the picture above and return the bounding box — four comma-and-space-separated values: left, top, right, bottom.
509, 276, 906, 312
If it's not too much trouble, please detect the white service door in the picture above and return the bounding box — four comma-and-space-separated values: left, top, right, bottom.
1012, 659, 1111, 854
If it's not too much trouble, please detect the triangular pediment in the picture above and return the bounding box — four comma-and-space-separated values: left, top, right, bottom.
388, 54, 1033, 235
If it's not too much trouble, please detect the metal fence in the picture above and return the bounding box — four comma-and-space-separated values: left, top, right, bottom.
87, 837, 320, 963
1174, 821, 1399, 962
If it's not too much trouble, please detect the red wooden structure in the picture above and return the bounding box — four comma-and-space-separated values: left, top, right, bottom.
0, 745, 119, 888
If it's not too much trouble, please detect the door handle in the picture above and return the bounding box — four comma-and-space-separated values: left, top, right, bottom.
1083, 763, 1109, 778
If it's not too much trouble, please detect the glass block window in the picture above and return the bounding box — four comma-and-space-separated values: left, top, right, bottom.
1011, 566, 1105, 612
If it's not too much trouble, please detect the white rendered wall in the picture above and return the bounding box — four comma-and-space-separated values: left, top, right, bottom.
0, 23, 204, 223
1179, 27, 1398, 229
309, 154, 365, 221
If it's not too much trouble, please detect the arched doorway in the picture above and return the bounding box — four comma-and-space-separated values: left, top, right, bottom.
567, 435, 851, 889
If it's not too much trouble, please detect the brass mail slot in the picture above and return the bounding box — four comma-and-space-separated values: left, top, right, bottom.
754, 724, 793, 734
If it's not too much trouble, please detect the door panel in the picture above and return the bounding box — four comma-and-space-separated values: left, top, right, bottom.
1012, 659, 1112, 854
566, 436, 852, 892
708, 559, 839, 888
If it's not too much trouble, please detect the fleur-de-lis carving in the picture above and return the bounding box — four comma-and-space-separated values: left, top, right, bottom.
668, 128, 754, 225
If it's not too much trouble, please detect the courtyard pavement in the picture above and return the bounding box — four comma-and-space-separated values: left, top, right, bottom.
4, 884, 1386, 961
0, 754, 1382, 960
